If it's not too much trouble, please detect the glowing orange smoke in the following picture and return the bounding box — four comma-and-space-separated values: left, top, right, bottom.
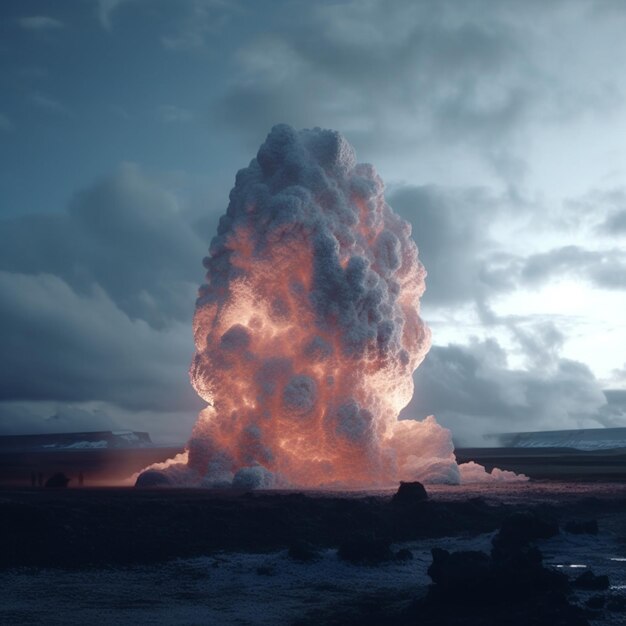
139, 125, 526, 488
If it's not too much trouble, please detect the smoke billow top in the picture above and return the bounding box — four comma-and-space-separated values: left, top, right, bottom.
139, 125, 526, 489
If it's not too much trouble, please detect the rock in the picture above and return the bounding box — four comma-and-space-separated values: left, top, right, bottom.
395, 548, 413, 561
585, 594, 605, 610
564, 520, 599, 535
337, 533, 393, 565
426, 508, 571, 609
288, 540, 320, 562
492, 511, 558, 559
44, 473, 70, 488
573, 570, 610, 591
415, 539, 588, 626
391, 481, 428, 506
135, 470, 172, 487
427, 548, 491, 595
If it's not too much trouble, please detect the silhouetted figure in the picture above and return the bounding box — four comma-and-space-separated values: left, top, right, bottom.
78, 471, 84, 487
37, 472, 43, 487
30, 472, 36, 487
45, 472, 70, 488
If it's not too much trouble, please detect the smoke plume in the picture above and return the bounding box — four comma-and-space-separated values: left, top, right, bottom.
139, 125, 526, 488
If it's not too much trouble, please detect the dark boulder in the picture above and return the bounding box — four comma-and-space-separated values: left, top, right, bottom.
423, 507, 572, 613
573, 570, 610, 591
44, 473, 70, 488
391, 481, 428, 506
564, 520, 599, 535
135, 469, 172, 487
489, 513, 567, 601
492, 511, 558, 559
337, 533, 393, 565
410, 535, 588, 626
427, 548, 491, 596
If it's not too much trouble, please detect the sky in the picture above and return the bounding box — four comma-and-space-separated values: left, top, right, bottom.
1, 0, 625, 444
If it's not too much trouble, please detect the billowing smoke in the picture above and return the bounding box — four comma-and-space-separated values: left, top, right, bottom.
139, 125, 526, 488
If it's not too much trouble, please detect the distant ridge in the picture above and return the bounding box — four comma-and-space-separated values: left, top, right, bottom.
0, 430, 153, 452
487, 427, 626, 451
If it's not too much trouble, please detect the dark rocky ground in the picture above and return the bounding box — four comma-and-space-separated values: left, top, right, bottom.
2, 483, 626, 625
1, 485, 510, 569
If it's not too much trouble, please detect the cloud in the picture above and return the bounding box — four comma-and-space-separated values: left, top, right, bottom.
215, 3, 529, 145
600, 389, 626, 427
602, 210, 626, 234
0, 165, 211, 435
520, 245, 626, 291
0, 271, 202, 414
563, 188, 626, 235
17, 16, 64, 30
402, 335, 609, 444
205, 0, 626, 204
0, 163, 206, 328
388, 184, 518, 308
387, 181, 626, 311
589, 189, 626, 235
212, 0, 626, 184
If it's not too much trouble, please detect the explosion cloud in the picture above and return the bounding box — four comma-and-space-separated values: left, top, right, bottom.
139, 125, 526, 489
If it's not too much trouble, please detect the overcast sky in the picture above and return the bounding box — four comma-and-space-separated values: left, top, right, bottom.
1, 0, 625, 443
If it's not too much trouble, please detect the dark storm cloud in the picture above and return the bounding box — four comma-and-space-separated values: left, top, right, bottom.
0, 271, 202, 413
212, 0, 625, 181
214, 1, 531, 157
0, 165, 208, 422
0, 164, 205, 329
389, 184, 518, 307
403, 335, 608, 444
